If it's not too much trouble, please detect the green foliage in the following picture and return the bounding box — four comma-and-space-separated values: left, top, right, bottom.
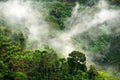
86, 34, 109, 52
106, 34, 120, 65
48, 1, 72, 29
14, 72, 28, 80
109, 0, 120, 5
88, 65, 99, 80
0, 61, 8, 79
0, 25, 119, 80
98, 71, 120, 80
18, 32, 26, 51
0, 1, 120, 80
67, 51, 87, 74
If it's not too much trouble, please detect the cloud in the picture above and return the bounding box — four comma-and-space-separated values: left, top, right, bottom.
0, 0, 49, 46
0, 0, 119, 60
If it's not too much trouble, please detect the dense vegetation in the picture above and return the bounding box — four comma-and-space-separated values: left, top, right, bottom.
75, 25, 120, 76
1, 26, 119, 80
0, 0, 120, 80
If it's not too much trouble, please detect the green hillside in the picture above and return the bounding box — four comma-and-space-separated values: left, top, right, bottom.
0, 0, 120, 80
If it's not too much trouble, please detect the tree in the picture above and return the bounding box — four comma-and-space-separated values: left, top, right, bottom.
18, 32, 26, 51
67, 51, 87, 75
88, 65, 98, 80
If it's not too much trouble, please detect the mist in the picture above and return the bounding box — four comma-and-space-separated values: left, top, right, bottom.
0, 0, 49, 48
0, 0, 120, 63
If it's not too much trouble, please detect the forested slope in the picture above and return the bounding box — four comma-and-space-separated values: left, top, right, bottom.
0, 0, 120, 80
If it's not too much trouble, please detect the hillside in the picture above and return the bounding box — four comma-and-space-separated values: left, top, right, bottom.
0, 0, 120, 80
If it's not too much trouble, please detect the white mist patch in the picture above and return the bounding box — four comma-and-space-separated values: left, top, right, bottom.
97, 10, 118, 22
61, 0, 120, 58
98, 0, 109, 8
1, 0, 30, 21
67, 0, 119, 37
97, 9, 118, 22
5, 1, 27, 19
0, 0, 74, 57
0, 0, 49, 47
48, 32, 75, 57
0, 0, 119, 59
95, 0, 118, 23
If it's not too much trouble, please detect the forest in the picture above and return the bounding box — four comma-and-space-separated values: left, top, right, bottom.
0, 0, 120, 80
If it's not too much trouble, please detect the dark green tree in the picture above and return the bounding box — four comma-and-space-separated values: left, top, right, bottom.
67, 51, 87, 75
18, 32, 26, 51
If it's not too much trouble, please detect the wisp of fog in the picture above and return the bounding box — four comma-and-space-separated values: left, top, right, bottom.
0, 0, 119, 60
